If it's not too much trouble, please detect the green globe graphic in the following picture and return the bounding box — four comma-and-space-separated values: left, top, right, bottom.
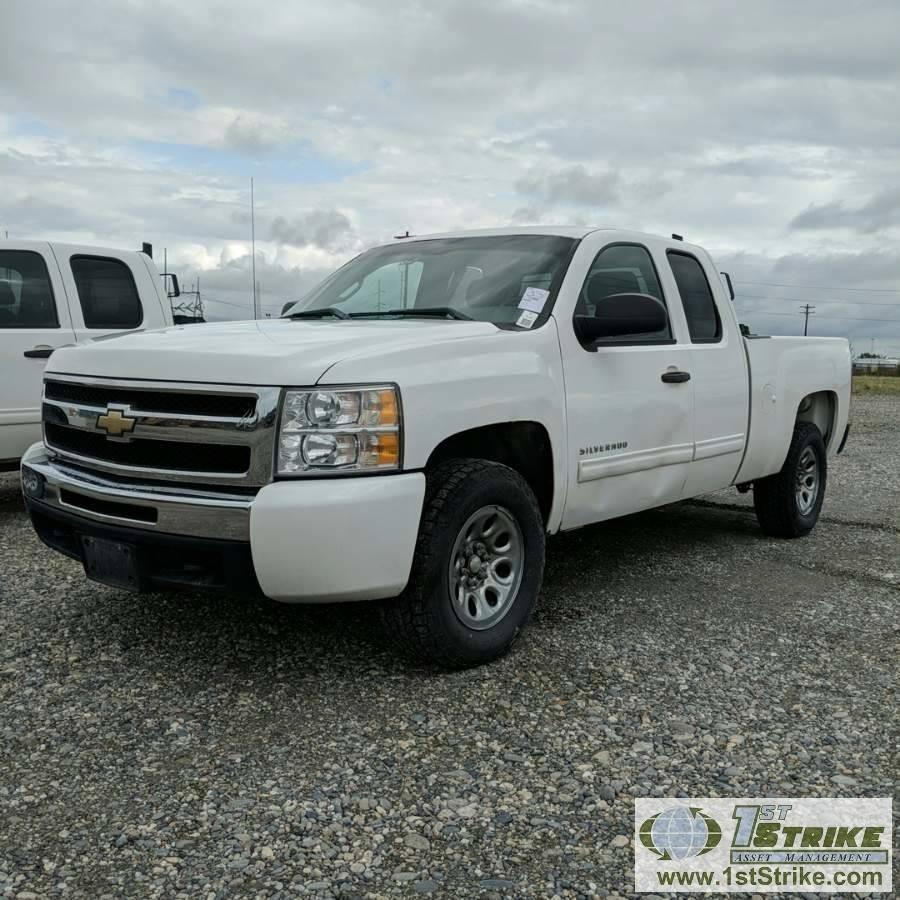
639, 806, 722, 861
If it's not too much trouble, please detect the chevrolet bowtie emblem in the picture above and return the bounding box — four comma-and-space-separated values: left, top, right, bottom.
96, 407, 136, 438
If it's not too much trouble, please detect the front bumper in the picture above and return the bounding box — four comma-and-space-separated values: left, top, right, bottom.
21, 444, 426, 602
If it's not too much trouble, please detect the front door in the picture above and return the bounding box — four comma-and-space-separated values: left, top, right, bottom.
558, 239, 695, 529
0, 245, 75, 463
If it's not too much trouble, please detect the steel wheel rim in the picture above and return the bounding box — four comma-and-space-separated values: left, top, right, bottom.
448, 505, 524, 631
795, 446, 820, 515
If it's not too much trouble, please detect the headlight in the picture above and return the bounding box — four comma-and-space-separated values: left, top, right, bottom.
277, 386, 401, 475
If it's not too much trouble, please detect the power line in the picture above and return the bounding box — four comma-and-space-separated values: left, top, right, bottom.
737, 292, 898, 308
203, 296, 254, 312
746, 311, 900, 323
735, 279, 900, 294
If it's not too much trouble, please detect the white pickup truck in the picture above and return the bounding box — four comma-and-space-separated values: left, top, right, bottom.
20, 227, 851, 667
0, 241, 175, 470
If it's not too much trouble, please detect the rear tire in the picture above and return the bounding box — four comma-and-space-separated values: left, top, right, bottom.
382, 459, 545, 669
753, 422, 826, 537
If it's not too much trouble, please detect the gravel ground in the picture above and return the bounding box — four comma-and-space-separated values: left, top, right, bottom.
0, 396, 897, 899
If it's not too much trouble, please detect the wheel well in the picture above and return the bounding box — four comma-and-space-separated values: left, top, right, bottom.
796, 391, 836, 447
426, 422, 554, 524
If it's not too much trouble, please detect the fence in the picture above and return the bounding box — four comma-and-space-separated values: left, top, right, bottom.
853, 360, 900, 376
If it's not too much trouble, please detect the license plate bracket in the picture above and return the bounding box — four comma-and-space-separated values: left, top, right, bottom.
80, 536, 141, 591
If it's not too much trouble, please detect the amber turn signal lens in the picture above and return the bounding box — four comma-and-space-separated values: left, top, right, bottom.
375, 432, 399, 465
375, 389, 399, 427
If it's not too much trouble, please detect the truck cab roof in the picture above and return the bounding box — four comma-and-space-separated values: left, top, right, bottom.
386, 225, 705, 254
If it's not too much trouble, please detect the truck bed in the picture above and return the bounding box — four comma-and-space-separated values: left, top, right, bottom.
737, 335, 852, 484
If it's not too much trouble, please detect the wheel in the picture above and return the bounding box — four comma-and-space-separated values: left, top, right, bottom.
382, 459, 545, 668
753, 422, 827, 537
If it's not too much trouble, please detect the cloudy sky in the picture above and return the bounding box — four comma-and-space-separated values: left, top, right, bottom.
2, 0, 899, 354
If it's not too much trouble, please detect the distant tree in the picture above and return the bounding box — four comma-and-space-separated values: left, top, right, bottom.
858, 352, 885, 359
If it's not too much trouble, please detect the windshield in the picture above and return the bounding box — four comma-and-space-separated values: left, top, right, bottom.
282, 234, 578, 326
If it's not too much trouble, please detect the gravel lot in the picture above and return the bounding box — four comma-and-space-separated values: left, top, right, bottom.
1, 395, 897, 899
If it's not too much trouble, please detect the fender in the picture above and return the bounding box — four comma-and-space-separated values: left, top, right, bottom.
318, 321, 570, 531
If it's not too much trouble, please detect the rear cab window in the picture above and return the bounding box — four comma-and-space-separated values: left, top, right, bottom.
667, 251, 722, 343
0, 250, 60, 329
70, 255, 143, 329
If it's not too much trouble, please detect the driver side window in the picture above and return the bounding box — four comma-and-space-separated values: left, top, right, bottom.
577, 243, 672, 343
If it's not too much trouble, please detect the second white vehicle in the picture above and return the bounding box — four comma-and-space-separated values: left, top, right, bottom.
0, 241, 175, 469
21, 227, 851, 667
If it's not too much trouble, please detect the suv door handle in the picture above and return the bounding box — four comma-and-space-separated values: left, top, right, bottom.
661, 370, 691, 384
24, 346, 54, 359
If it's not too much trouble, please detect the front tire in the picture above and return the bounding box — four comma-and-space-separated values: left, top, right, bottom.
382, 459, 545, 668
753, 422, 826, 537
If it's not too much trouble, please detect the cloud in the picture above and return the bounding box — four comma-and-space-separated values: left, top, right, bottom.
270, 210, 354, 250
223, 114, 293, 157
790, 188, 900, 234
509, 205, 545, 225
177, 250, 336, 321
0, 0, 898, 353
516, 166, 620, 207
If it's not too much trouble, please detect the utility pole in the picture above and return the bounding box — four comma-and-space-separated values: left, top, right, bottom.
800, 304, 815, 336
250, 177, 258, 319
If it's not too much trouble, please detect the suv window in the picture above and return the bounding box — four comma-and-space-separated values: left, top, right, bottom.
0, 250, 60, 328
577, 243, 671, 343
70, 255, 143, 329
667, 251, 721, 342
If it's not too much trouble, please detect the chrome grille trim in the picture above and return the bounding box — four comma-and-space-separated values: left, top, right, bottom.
22, 448, 252, 540
42, 374, 280, 488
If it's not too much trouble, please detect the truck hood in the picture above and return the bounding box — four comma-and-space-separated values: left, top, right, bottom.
47, 318, 501, 386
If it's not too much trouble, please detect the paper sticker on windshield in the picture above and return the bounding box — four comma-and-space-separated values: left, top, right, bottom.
516, 310, 539, 329
518, 286, 550, 313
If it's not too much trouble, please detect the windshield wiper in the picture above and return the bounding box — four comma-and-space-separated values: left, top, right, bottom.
350, 307, 473, 321
285, 307, 349, 320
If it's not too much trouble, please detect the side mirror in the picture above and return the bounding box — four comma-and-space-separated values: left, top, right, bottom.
575, 292, 668, 346
164, 272, 180, 298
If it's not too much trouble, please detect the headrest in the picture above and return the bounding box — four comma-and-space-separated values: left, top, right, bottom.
0, 282, 16, 308
587, 271, 642, 307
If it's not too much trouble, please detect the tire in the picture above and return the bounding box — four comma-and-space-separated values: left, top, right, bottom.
753, 422, 827, 538
382, 459, 545, 669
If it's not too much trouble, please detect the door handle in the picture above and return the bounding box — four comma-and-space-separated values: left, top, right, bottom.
661, 370, 691, 384
24, 346, 54, 359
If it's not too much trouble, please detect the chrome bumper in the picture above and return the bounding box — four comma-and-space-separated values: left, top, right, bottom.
20, 444, 252, 541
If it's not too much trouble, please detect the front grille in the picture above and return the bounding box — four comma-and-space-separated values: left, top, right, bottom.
45, 380, 256, 418
42, 377, 280, 488
59, 488, 158, 524
54, 460, 262, 496
45, 423, 251, 474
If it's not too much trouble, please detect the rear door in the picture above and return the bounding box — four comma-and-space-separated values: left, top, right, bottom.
664, 248, 749, 496
0, 244, 76, 462
53, 247, 167, 341
558, 236, 696, 529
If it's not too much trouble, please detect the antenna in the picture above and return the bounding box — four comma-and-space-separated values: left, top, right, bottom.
250, 177, 258, 319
